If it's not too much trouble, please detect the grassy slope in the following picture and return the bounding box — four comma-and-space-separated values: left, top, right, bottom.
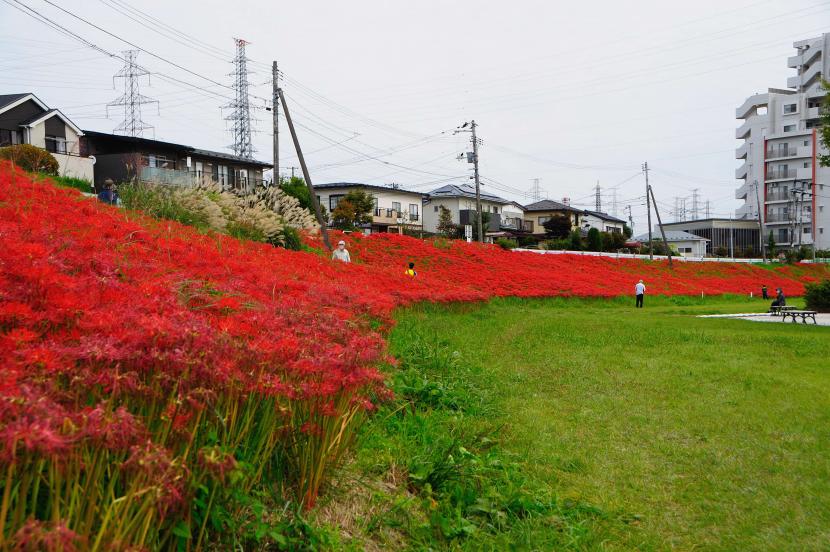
335, 296, 830, 550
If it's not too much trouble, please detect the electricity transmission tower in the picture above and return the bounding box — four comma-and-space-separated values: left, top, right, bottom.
226, 38, 255, 159
107, 50, 157, 137
594, 182, 602, 212
691, 188, 700, 220
528, 178, 542, 201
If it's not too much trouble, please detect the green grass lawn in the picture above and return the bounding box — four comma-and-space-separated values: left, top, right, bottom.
323, 296, 830, 551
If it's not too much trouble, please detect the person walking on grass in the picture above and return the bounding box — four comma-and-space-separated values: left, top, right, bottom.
331, 240, 351, 263
635, 279, 646, 308
762, 284, 768, 300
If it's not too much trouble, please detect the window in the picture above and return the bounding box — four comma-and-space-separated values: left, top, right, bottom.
0, 129, 23, 146
804, 161, 811, 168
329, 194, 344, 211
409, 203, 419, 221
217, 165, 228, 186
804, 140, 809, 146
803, 227, 811, 234
434, 205, 438, 212
492, 206, 498, 214
821, 228, 825, 234
194, 161, 203, 177
538, 216, 551, 225
44, 136, 66, 154
783, 125, 796, 132
392, 201, 401, 214
783, 103, 797, 114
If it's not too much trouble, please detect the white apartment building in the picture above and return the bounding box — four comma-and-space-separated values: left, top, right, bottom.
734, 33, 829, 250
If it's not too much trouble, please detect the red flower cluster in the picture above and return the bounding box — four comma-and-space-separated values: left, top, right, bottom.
0, 162, 827, 545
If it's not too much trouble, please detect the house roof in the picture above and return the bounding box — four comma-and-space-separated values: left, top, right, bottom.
523, 199, 580, 212
427, 184, 511, 204
582, 210, 627, 224
0, 93, 30, 110
83, 131, 272, 168
633, 230, 709, 242
191, 148, 272, 168
0, 92, 49, 116
19, 109, 84, 136
315, 182, 425, 196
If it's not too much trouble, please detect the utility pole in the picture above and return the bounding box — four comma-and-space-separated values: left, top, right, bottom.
272, 61, 279, 184
278, 88, 331, 250
648, 184, 673, 267
625, 204, 634, 235
612, 188, 618, 217
753, 179, 766, 262
455, 121, 483, 242
644, 162, 653, 260
471, 121, 483, 242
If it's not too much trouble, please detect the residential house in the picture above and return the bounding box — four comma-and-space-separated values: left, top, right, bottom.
633, 231, 709, 257
522, 199, 583, 236
0, 92, 94, 181
314, 182, 425, 233
581, 210, 627, 234
422, 184, 523, 234
81, 130, 271, 193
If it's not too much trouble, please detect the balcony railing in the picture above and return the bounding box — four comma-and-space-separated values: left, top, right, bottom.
766, 169, 790, 180
766, 148, 799, 159
765, 214, 791, 223
765, 191, 791, 201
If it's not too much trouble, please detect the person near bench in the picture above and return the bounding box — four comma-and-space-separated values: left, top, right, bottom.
770, 288, 786, 309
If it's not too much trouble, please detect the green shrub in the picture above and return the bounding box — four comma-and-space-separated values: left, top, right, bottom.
495, 237, 518, 250
804, 279, 830, 312
0, 144, 59, 175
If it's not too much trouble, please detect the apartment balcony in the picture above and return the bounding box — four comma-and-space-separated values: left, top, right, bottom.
735, 119, 752, 139
765, 146, 811, 161
787, 63, 823, 89
765, 214, 812, 225
735, 93, 768, 119
787, 47, 821, 69
735, 162, 748, 180
735, 181, 751, 200
806, 82, 826, 100
765, 166, 812, 182
765, 191, 792, 202
806, 106, 820, 120
735, 141, 749, 160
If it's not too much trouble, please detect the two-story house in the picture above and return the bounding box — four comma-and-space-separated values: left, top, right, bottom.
81, 131, 272, 193
581, 210, 627, 234
423, 184, 522, 234
0, 92, 94, 181
314, 182, 425, 233
522, 199, 583, 236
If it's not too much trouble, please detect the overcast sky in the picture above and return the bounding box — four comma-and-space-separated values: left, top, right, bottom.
1, 0, 828, 231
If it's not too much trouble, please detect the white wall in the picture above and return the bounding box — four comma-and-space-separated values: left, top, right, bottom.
54, 153, 95, 182
316, 186, 425, 225
583, 213, 624, 233
422, 197, 459, 233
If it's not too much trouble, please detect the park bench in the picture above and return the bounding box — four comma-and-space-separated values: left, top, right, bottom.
769, 305, 796, 316
780, 310, 818, 324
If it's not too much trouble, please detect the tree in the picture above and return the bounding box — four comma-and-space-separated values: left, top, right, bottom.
542, 214, 572, 238
0, 144, 59, 175
819, 79, 830, 167
622, 224, 633, 238
436, 205, 457, 237
587, 227, 602, 251
568, 229, 582, 251
603, 231, 626, 251
279, 176, 312, 212
330, 190, 374, 230
472, 211, 491, 241
767, 230, 776, 258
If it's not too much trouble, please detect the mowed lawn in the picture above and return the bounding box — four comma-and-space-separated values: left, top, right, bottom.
390, 296, 830, 550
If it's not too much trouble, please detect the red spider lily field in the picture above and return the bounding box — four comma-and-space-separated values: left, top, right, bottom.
1, 162, 828, 549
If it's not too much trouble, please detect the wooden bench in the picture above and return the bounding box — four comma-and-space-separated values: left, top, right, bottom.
781, 310, 818, 324
769, 305, 796, 316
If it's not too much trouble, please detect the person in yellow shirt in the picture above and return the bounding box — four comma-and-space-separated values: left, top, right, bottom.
405, 262, 417, 277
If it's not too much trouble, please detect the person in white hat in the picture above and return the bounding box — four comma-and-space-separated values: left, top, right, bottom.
635, 279, 646, 308
331, 240, 351, 263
